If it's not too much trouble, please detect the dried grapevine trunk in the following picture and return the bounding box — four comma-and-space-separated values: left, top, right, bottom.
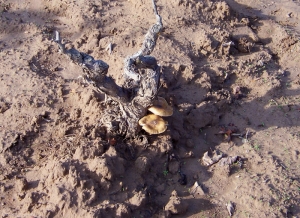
55, 0, 163, 138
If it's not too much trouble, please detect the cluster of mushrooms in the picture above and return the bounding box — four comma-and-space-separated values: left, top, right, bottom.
138, 97, 173, 134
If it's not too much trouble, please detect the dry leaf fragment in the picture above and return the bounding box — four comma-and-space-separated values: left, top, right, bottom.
218, 156, 239, 166
202, 152, 213, 166
212, 151, 223, 163
226, 201, 235, 216
202, 151, 223, 166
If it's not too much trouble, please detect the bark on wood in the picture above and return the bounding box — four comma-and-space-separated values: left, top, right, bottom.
55, 0, 163, 138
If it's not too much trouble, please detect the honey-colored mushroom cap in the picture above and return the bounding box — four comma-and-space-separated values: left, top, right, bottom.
148, 97, 173, 117
138, 114, 168, 135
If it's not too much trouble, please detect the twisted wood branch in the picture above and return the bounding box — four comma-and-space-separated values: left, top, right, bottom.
55, 0, 163, 138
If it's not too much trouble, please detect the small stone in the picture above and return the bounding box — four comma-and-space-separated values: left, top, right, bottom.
190, 181, 205, 197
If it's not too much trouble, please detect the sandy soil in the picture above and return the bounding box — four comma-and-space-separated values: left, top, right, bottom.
0, 0, 299, 217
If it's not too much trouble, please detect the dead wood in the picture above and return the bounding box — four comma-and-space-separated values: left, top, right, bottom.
54, 0, 163, 138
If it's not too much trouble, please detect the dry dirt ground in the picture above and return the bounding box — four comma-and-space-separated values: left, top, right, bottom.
0, 0, 300, 217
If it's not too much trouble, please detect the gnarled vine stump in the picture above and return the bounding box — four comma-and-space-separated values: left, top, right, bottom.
55, 0, 163, 138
